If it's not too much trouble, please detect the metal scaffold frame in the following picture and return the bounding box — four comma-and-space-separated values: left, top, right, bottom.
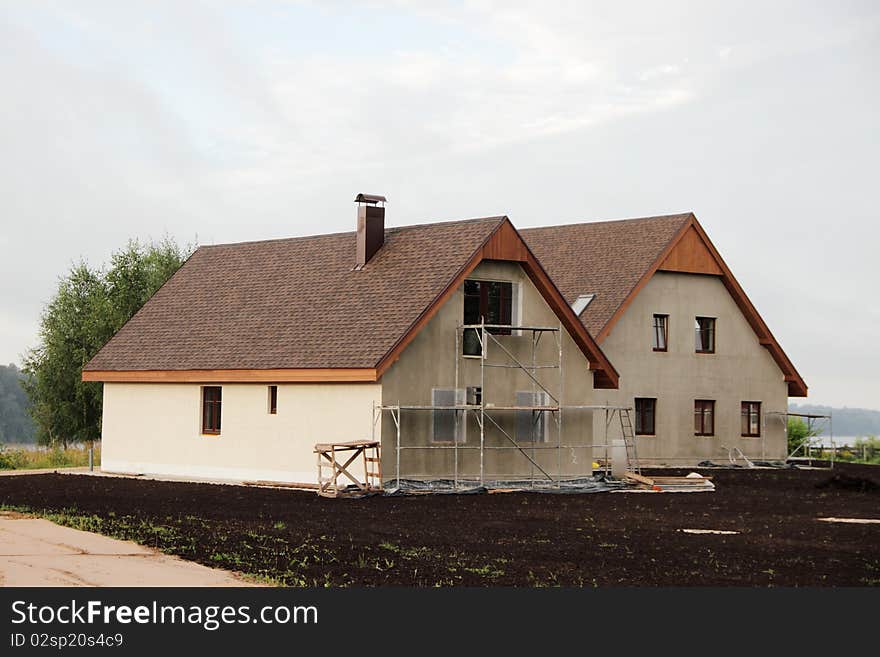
371, 320, 638, 490
766, 410, 834, 467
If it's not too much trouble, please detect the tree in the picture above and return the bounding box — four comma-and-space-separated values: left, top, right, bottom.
0, 364, 36, 443
786, 416, 821, 456
23, 238, 191, 447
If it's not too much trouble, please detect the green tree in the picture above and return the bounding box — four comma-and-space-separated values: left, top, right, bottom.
0, 364, 36, 443
22, 238, 191, 447
787, 416, 821, 456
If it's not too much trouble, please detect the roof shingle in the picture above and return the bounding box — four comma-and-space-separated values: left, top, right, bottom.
521, 214, 691, 336
84, 217, 505, 371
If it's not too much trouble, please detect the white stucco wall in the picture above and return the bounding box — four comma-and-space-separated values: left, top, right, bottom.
101, 382, 381, 483
592, 271, 789, 465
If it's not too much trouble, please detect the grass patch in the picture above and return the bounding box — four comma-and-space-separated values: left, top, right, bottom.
0, 444, 100, 470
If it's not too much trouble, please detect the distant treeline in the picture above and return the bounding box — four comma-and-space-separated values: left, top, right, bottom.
0, 363, 35, 443
789, 403, 880, 438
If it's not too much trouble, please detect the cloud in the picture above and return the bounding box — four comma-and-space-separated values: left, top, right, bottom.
1, 1, 879, 410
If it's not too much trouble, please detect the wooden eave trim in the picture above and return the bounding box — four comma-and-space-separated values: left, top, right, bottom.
688, 220, 808, 397
374, 218, 619, 389
81, 368, 378, 383
593, 214, 807, 397
520, 251, 618, 389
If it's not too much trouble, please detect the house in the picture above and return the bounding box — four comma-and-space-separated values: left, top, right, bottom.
82, 196, 619, 486
522, 214, 807, 466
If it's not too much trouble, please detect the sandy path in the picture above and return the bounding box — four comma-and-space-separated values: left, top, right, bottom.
0, 512, 258, 587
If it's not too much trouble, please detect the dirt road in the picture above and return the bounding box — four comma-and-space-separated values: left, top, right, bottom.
0, 512, 256, 587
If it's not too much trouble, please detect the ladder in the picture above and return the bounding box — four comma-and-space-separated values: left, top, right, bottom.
618, 409, 641, 474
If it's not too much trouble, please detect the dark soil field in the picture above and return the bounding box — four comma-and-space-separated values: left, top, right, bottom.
1, 463, 878, 586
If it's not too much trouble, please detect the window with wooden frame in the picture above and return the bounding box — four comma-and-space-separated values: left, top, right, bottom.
463, 279, 513, 356
268, 385, 278, 415
652, 314, 668, 352
694, 399, 715, 436
634, 398, 656, 435
695, 317, 716, 353
741, 401, 761, 437
202, 386, 222, 435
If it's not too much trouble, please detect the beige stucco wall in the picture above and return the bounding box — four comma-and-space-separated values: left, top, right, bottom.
101, 382, 381, 483
593, 271, 789, 466
380, 260, 597, 482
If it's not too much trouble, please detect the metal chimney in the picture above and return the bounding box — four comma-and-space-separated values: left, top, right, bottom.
354, 193, 386, 269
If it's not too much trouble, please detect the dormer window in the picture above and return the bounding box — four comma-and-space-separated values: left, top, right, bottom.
571, 293, 596, 315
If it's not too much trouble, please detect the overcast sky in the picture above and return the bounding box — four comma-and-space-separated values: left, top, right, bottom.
1, 1, 878, 408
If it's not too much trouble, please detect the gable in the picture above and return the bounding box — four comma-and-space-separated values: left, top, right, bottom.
375, 219, 618, 389
658, 225, 723, 276
523, 214, 807, 397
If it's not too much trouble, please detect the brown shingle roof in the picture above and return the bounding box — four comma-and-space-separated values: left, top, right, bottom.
521, 214, 692, 336
84, 217, 506, 371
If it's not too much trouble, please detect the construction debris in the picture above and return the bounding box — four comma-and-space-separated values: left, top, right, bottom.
624, 471, 715, 492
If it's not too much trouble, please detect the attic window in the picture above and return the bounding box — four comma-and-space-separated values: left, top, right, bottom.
463, 280, 513, 356
571, 294, 595, 316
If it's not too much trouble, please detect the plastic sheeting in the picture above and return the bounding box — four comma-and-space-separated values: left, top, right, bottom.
381, 475, 628, 496
696, 460, 796, 469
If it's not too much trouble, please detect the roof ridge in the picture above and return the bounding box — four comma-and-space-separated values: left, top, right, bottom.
200, 215, 507, 251
521, 212, 693, 232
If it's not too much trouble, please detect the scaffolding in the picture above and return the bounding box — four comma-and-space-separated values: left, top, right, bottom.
372, 320, 638, 490
766, 410, 834, 467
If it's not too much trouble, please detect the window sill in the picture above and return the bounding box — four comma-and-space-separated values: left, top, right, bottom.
635, 434, 656, 438
461, 354, 484, 360
694, 434, 715, 437
695, 350, 715, 355
652, 348, 667, 353
202, 432, 221, 437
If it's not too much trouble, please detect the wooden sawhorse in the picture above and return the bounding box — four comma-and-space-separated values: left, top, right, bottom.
314, 440, 382, 498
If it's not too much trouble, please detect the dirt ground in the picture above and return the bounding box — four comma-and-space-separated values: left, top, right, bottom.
0, 463, 878, 586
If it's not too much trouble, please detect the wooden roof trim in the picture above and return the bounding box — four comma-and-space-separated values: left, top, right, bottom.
82, 368, 378, 383
520, 251, 618, 389
374, 218, 619, 389
688, 220, 808, 397
593, 214, 807, 397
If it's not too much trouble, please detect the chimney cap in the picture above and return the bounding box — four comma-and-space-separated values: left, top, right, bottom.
354, 193, 387, 206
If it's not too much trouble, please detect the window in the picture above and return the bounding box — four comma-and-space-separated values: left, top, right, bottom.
694, 400, 715, 436
516, 391, 550, 442
695, 317, 716, 353
463, 279, 513, 356
202, 386, 222, 435
431, 388, 466, 443
741, 401, 761, 437
268, 385, 278, 414
652, 314, 668, 352
634, 398, 656, 435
